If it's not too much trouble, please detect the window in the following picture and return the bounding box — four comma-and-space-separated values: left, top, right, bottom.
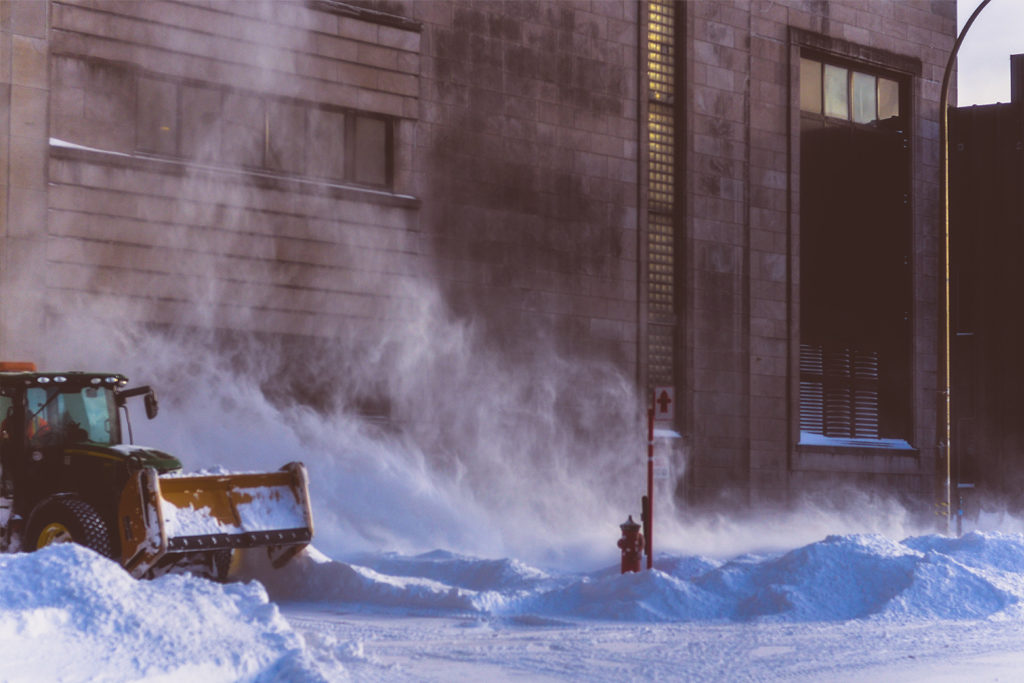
136, 77, 178, 155
221, 91, 264, 169
267, 100, 308, 174
132, 72, 392, 188
800, 57, 902, 125
799, 55, 911, 443
307, 108, 346, 180
181, 84, 222, 161
645, 0, 679, 391
25, 386, 119, 448
352, 115, 389, 187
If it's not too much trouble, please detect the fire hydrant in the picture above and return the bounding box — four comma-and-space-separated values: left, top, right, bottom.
618, 515, 644, 574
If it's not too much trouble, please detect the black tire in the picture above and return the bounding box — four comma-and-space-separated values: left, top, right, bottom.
26, 496, 115, 559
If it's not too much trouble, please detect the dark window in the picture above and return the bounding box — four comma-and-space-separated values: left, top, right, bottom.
352, 115, 389, 187
132, 75, 390, 188
221, 91, 264, 168
266, 100, 307, 174
181, 85, 222, 162
799, 55, 911, 442
307, 108, 346, 180
136, 77, 178, 155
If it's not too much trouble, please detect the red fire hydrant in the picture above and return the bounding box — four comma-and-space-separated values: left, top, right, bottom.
618, 515, 644, 574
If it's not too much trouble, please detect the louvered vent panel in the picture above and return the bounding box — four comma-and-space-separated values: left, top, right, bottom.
852, 350, 880, 438
800, 344, 881, 439
799, 344, 824, 434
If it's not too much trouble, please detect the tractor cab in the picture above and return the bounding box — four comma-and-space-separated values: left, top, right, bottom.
19, 376, 124, 448
0, 364, 180, 553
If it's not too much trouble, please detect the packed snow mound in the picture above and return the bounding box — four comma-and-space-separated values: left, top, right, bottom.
351, 549, 552, 591
247, 547, 487, 613
265, 532, 1024, 624
0, 544, 330, 682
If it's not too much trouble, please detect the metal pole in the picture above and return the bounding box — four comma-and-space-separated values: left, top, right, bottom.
646, 407, 654, 570
941, 0, 993, 534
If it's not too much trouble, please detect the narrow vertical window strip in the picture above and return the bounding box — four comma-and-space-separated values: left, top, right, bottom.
646, 0, 676, 392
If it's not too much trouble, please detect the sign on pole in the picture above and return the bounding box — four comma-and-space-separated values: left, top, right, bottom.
651, 454, 670, 481
653, 386, 674, 423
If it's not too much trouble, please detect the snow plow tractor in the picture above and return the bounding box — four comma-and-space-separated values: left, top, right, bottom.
0, 362, 313, 580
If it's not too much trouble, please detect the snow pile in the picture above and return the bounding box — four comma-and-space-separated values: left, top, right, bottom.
16, 530, 1024, 680
246, 547, 492, 613
0, 544, 330, 682
260, 532, 1024, 624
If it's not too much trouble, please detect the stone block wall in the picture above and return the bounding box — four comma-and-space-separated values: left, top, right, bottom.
412, 1, 640, 369
0, 0, 959, 507
681, 1, 955, 506
0, 1, 49, 360
38, 0, 423, 343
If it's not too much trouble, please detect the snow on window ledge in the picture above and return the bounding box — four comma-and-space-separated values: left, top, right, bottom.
798, 431, 915, 451
48, 138, 418, 203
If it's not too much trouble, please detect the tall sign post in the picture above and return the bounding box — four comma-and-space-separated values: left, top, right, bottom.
646, 386, 674, 570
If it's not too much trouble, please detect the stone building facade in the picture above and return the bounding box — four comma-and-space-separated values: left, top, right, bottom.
0, 1, 955, 507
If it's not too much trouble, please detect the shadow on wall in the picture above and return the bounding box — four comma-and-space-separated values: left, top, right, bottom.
423, 1, 632, 365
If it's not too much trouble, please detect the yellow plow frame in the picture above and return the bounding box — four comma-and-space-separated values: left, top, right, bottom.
118, 462, 314, 578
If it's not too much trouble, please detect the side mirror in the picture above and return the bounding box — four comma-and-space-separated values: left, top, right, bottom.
144, 391, 159, 420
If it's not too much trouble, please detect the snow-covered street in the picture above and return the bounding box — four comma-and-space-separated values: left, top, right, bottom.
8, 530, 1024, 681
283, 608, 1024, 682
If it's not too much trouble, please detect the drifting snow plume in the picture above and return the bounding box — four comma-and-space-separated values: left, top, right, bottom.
41, 280, 648, 569
38, 287, 946, 571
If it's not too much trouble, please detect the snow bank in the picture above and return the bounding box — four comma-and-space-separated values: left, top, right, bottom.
261, 532, 1024, 625
350, 549, 551, 592
244, 547, 496, 613
19, 530, 1024, 681
0, 544, 330, 682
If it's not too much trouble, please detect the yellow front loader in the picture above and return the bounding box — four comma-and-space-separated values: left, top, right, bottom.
119, 462, 313, 579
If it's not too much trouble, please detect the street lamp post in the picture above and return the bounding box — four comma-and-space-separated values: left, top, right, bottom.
940, 0, 993, 534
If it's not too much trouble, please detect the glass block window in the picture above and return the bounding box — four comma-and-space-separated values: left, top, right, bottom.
648, 103, 675, 212
645, 0, 677, 398
647, 0, 674, 104
648, 212, 674, 321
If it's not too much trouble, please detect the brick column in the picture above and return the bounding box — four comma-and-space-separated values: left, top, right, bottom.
0, 0, 48, 359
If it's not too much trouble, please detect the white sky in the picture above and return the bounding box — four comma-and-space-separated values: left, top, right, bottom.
957, 0, 1024, 105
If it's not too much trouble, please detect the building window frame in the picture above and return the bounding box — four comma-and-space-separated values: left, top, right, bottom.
788, 30, 922, 454
133, 72, 394, 190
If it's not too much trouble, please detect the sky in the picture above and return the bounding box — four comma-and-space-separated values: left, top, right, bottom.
957, 0, 1024, 105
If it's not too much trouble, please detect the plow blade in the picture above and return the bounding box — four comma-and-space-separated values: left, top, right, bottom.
118, 462, 313, 579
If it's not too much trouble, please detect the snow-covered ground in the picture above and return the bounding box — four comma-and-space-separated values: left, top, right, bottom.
9, 530, 1024, 681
